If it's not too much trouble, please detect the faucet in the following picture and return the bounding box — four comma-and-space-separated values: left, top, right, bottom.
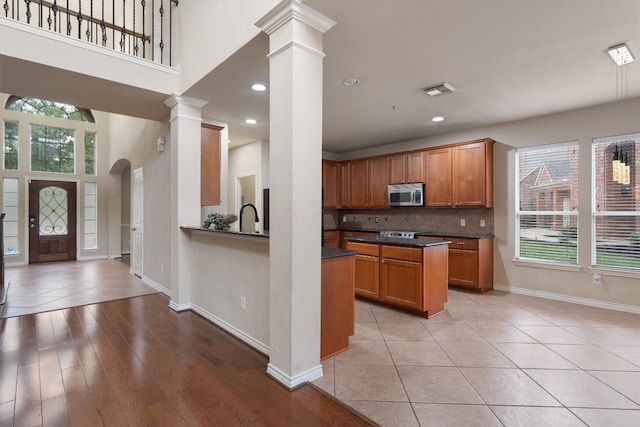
239, 203, 260, 232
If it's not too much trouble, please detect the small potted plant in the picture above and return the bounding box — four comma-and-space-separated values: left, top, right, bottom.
203, 213, 238, 230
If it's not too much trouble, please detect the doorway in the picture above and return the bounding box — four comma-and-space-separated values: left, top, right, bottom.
28, 180, 77, 263
237, 174, 257, 232
132, 167, 144, 277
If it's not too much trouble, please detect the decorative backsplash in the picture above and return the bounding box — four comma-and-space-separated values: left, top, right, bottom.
324, 207, 494, 235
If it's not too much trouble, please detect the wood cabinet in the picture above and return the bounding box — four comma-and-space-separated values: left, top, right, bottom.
346, 242, 380, 299
425, 147, 452, 207
453, 140, 494, 208
419, 236, 494, 292
380, 245, 423, 310
346, 157, 389, 208
345, 240, 448, 318
201, 124, 223, 206
389, 151, 425, 184
322, 160, 340, 208
323, 230, 340, 249
341, 231, 378, 249
321, 253, 355, 360
425, 139, 494, 208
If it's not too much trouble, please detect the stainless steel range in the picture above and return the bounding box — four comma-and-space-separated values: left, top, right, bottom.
380, 230, 416, 239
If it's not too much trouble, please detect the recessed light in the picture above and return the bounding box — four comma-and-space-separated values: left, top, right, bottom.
251, 83, 267, 91
607, 43, 635, 66
245, 119, 257, 124
432, 116, 444, 122
343, 78, 360, 87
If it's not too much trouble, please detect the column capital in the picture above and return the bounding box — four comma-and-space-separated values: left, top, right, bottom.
164, 94, 209, 122
255, 0, 336, 36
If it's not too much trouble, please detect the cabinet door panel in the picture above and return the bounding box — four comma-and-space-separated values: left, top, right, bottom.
453, 142, 486, 207
448, 248, 478, 287
354, 255, 379, 298
322, 160, 339, 208
368, 157, 389, 207
425, 147, 452, 207
407, 151, 424, 183
201, 125, 222, 206
389, 154, 406, 184
381, 258, 422, 310
349, 160, 369, 208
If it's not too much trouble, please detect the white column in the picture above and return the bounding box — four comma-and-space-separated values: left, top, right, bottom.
164, 95, 208, 310
256, 0, 335, 388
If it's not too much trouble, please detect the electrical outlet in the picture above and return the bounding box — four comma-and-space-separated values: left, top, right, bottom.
460, 219, 466, 226
592, 273, 601, 285
480, 219, 486, 227
240, 296, 246, 311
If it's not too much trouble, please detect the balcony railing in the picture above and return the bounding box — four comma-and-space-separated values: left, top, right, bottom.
2, 0, 178, 66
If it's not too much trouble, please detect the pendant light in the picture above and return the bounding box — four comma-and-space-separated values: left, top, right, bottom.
612, 143, 621, 183
622, 151, 631, 185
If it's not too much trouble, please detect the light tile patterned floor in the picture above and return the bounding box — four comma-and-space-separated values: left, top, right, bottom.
1, 257, 159, 317
313, 291, 640, 427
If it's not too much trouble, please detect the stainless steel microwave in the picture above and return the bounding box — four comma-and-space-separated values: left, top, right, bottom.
388, 183, 424, 206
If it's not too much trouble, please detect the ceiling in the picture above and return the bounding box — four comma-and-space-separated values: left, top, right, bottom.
185, 0, 640, 153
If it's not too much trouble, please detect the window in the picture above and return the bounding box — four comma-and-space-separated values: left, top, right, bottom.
3, 120, 18, 170
84, 182, 98, 249
30, 124, 75, 173
592, 134, 640, 271
85, 132, 96, 175
516, 142, 579, 265
5, 96, 95, 123
3, 178, 20, 255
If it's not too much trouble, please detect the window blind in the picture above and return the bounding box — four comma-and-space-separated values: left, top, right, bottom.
516, 142, 579, 265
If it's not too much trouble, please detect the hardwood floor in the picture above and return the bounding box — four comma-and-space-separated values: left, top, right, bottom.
0, 293, 373, 426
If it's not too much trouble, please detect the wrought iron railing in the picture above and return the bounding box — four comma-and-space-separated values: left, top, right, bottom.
2, 0, 178, 66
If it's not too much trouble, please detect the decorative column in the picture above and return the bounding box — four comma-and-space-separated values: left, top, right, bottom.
164, 95, 208, 310
256, 1, 335, 388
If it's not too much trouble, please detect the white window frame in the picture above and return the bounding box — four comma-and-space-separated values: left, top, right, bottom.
514, 141, 580, 268
84, 182, 98, 250
590, 133, 640, 277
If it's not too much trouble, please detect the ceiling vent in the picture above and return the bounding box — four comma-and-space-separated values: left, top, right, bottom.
422, 82, 456, 97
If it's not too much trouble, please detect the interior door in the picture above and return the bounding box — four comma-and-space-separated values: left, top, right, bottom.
132, 167, 144, 277
28, 180, 77, 263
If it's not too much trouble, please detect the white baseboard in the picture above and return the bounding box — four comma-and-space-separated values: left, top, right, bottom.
494, 284, 640, 315
5, 261, 25, 267
189, 303, 270, 356
168, 300, 191, 312
77, 254, 109, 261
141, 275, 171, 297
266, 363, 323, 389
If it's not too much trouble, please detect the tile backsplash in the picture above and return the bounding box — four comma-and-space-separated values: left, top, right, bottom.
324, 207, 493, 235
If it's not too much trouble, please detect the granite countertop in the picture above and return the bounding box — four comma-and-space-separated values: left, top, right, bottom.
344, 235, 451, 248
322, 247, 357, 259
181, 226, 270, 239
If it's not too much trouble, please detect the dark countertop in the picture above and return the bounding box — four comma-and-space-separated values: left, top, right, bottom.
181, 226, 270, 239
345, 236, 450, 248
322, 247, 357, 260
325, 227, 493, 239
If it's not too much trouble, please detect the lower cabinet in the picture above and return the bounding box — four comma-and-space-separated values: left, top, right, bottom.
321, 254, 355, 360
419, 236, 494, 292
345, 240, 448, 318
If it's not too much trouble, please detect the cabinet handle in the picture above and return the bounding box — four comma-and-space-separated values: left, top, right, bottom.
457, 242, 465, 245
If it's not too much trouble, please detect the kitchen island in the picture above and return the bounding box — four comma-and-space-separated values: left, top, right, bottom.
345, 236, 450, 318
181, 227, 356, 360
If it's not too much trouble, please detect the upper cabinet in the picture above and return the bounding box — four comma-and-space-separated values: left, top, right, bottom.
389, 151, 424, 184
426, 139, 494, 208
347, 156, 389, 208
452, 139, 494, 208
322, 160, 340, 208
201, 124, 223, 206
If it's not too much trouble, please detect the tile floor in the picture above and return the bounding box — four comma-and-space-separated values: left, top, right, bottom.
1, 257, 159, 317
313, 290, 640, 427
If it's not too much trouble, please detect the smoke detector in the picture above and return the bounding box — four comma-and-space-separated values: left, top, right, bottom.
423, 82, 456, 97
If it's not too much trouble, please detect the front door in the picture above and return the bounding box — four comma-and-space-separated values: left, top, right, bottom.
28, 180, 77, 263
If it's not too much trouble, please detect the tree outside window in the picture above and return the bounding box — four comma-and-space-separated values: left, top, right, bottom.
30, 124, 75, 173
3, 120, 18, 170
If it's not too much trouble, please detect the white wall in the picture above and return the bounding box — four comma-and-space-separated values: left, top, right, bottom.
228, 141, 264, 232
108, 113, 171, 286
175, 0, 279, 92
334, 97, 640, 310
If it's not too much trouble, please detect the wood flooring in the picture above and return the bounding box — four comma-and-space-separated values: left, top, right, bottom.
0, 293, 373, 426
